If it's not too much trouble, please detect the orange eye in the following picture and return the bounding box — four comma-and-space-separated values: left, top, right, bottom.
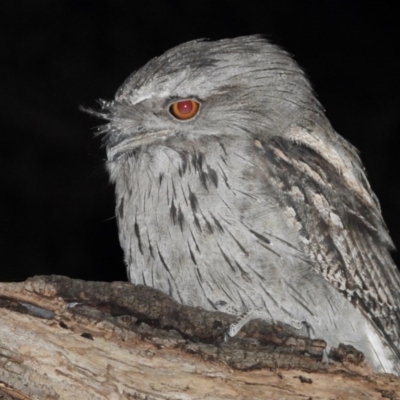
170, 99, 199, 120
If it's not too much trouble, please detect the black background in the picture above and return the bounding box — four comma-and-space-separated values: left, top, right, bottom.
1, 1, 399, 283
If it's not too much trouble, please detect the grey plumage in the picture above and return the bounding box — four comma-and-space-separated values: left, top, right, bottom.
94, 36, 400, 373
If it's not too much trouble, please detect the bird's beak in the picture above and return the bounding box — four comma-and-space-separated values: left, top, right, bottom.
107, 130, 170, 161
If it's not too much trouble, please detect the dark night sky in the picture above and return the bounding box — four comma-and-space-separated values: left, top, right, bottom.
1, 1, 399, 283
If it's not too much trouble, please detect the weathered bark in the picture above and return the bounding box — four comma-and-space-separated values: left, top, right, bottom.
0, 275, 399, 399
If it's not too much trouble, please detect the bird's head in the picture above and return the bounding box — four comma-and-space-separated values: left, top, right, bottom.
95, 36, 325, 166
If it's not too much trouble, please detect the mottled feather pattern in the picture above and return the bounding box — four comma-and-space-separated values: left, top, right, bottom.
266, 133, 400, 352
93, 36, 400, 373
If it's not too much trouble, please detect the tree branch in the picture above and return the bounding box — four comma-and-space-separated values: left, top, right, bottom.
1, 276, 399, 399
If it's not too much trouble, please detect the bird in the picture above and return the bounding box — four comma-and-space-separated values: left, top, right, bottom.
93, 36, 400, 374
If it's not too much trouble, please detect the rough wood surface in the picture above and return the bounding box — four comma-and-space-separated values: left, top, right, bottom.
0, 275, 399, 399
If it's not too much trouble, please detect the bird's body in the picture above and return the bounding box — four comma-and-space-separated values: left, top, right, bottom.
96, 36, 400, 373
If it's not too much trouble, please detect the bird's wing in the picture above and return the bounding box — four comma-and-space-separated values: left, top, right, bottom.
263, 124, 400, 354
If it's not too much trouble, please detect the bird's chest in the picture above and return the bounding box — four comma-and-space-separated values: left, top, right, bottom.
114, 143, 305, 310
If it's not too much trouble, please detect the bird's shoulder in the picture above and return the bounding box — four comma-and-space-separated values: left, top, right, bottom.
261, 123, 400, 352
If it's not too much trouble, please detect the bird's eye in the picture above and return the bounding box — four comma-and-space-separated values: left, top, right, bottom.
169, 99, 199, 120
